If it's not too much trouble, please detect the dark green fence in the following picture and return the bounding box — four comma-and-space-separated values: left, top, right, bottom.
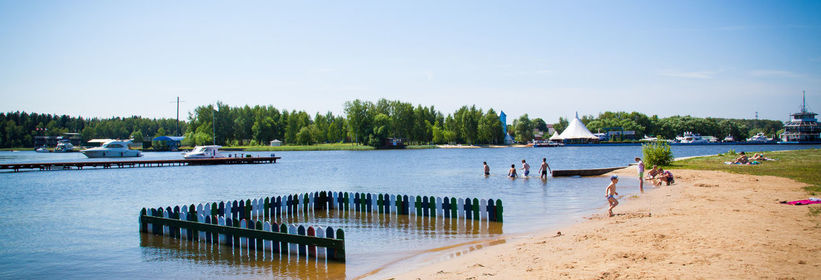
178, 191, 503, 223
139, 208, 345, 261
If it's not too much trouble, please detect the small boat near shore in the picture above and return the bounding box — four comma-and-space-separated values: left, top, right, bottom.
551, 166, 626, 177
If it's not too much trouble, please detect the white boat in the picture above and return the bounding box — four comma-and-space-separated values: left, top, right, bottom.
55, 140, 74, 152
81, 140, 142, 158
183, 145, 226, 159
678, 132, 708, 144
746, 132, 773, 143
35, 146, 50, 153
723, 135, 735, 142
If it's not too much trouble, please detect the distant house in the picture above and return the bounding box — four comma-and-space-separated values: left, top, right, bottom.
152, 136, 184, 151
270, 139, 282, 146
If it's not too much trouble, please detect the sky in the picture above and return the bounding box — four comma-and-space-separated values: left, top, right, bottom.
1, 0, 819, 123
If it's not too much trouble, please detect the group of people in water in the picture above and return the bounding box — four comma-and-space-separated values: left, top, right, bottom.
483, 158, 552, 180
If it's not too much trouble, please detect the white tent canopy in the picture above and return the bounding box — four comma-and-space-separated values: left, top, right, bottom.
557, 113, 598, 140
548, 131, 562, 141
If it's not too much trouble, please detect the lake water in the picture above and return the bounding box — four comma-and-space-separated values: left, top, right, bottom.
0, 144, 817, 279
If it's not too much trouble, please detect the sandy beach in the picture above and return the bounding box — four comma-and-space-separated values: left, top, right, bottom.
390, 166, 821, 279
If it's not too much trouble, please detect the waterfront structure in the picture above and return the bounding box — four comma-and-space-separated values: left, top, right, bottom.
780, 92, 820, 143
500, 111, 514, 144
557, 113, 598, 144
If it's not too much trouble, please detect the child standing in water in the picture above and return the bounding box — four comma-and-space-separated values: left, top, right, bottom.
606, 175, 619, 217
635, 157, 644, 193
483, 162, 490, 176
508, 164, 517, 178
521, 160, 530, 177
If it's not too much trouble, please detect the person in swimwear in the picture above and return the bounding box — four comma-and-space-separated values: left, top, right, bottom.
538, 157, 552, 180
508, 164, 517, 178
606, 175, 619, 217
521, 159, 530, 177
635, 157, 645, 193
483, 161, 490, 176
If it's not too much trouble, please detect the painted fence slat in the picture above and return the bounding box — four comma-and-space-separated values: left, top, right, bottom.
307, 226, 316, 258
316, 226, 326, 258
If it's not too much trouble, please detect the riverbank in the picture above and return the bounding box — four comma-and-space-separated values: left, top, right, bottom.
390, 153, 821, 279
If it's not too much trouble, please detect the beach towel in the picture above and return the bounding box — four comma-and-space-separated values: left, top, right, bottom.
781, 199, 821, 205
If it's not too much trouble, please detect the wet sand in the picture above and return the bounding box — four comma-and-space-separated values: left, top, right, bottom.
390, 166, 821, 279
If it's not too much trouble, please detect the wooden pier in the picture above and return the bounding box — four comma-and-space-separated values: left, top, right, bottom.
0, 156, 280, 172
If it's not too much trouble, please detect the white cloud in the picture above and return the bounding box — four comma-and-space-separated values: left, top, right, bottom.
657, 69, 717, 79
749, 70, 803, 78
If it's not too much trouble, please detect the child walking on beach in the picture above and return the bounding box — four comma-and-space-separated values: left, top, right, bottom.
606, 175, 619, 217
635, 157, 644, 193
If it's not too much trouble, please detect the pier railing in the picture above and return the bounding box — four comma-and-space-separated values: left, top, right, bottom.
180, 191, 503, 223
139, 207, 345, 261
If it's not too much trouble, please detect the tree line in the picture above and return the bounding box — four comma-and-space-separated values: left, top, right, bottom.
566, 111, 783, 142
182, 99, 507, 146
1, 101, 786, 148
0, 111, 182, 148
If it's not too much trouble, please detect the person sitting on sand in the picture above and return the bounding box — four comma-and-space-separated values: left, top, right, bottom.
508, 164, 517, 178
521, 160, 531, 177
483, 162, 490, 176
659, 169, 674, 185
733, 152, 749, 164
606, 175, 619, 217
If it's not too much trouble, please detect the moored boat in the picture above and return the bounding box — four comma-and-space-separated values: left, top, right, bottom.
81, 140, 142, 158
183, 145, 226, 159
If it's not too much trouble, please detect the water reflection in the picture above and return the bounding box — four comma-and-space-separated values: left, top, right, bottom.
140, 233, 347, 279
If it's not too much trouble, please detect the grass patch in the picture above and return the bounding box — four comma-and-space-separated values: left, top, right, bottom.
227, 143, 375, 151
0, 147, 30, 151
672, 148, 821, 195
406, 145, 437, 149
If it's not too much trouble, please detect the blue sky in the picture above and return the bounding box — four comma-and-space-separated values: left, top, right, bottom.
1, 0, 819, 122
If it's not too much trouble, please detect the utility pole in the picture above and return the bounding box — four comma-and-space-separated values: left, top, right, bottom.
176, 96, 180, 136
212, 104, 216, 146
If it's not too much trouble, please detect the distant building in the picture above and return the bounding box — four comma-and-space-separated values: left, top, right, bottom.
152, 136, 184, 151
270, 139, 282, 146
34, 133, 81, 147
500, 111, 515, 144
556, 113, 599, 144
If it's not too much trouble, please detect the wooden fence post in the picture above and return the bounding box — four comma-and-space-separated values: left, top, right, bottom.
279, 224, 288, 255
140, 208, 147, 233
496, 199, 503, 223
334, 228, 346, 261
307, 226, 316, 258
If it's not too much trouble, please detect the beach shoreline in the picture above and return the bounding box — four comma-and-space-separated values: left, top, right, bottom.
387, 166, 821, 279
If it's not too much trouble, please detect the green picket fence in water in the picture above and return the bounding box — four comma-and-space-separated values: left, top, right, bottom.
139, 207, 345, 261
173, 191, 503, 223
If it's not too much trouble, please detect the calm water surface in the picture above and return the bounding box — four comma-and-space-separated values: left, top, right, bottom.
0, 145, 817, 279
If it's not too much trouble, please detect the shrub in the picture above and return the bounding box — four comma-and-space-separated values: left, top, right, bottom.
642, 142, 674, 166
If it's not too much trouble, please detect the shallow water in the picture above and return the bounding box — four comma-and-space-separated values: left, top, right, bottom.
0, 144, 816, 279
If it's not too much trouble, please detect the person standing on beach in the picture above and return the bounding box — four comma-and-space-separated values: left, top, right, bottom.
606, 175, 619, 217
483, 162, 490, 176
508, 164, 517, 178
521, 160, 530, 177
538, 158, 552, 180
635, 157, 645, 193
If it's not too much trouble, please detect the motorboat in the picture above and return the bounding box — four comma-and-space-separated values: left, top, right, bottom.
531, 140, 563, 147
678, 132, 708, 144
746, 132, 773, 143
723, 135, 735, 142
81, 140, 142, 158
35, 146, 50, 153
183, 145, 226, 159
55, 140, 74, 152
